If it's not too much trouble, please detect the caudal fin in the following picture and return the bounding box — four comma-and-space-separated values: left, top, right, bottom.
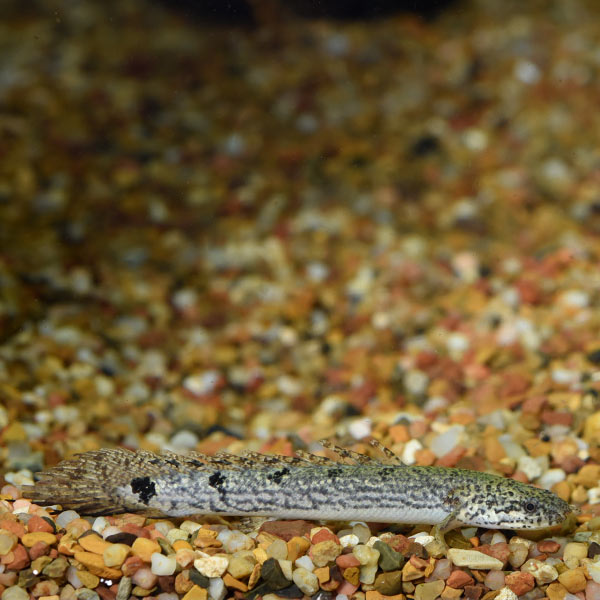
21, 448, 173, 516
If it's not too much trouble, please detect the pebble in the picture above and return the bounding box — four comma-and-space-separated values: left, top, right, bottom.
311, 541, 342, 567
373, 541, 404, 571
353, 545, 380, 566
103, 544, 130, 567
373, 570, 402, 595
208, 578, 226, 600
116, 577, 132, 600
131, 538, 161, 563
260, 558, 289, 591
131, 567, 157, 589
217, 530, 254, 553
227, 551, 256, 579
495, 588, 518, 600
151, 553, 176, 576
0, 533, 17, 555
414, 579, 445, 600
193, 556, 228, 578
2, 586, 29, 600
447, 549, 504, 570
292, 567, 319, 596
21, 532, 57, 547
181, 586, 207, 600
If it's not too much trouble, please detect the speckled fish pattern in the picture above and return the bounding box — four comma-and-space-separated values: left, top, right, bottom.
22, 442, 574, 531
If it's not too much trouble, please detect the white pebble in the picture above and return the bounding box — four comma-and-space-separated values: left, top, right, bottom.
401, 439, 423, 465
101, 526, 123, 540
587, 558, 600, 583
132, 567, 157, 589
292, 567, 319, 596
157, 594, 179, 600
446, 332, 469, 356
348, 418, 372, 440
404, 370, 429, 395
410, 533, 434, 546
335, 596, 349, 600
194, 556, 229, 578
517, 456, 544, 480
166, 528, 188, 544
208, 577, 226, 600
151, 553, 177, 576
447, 549, 504, 570
92, 517, 110, 534
495, 587, 518, 600
56, 510, 80, 530
339, 534, 359, 548
537, 468, 566, 490
588, 488, 600, 504
180, 520, 203, 534
183, 371, 220, 396
66, 566, 83, 589
169, 430, 199, 450
294, 555, 315, 571
430, 425, 464, 458
278, 559, 293, 581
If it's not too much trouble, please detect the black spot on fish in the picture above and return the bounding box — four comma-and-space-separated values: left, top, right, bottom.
209, 471, 226, 489
267, 468, 290, 485
327, 468, 343, 478
131, 476, 156, 504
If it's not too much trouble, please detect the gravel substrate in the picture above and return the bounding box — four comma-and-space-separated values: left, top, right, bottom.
3, 1, 600, 600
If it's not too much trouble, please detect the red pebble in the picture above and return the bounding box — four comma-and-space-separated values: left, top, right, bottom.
5, 544, 30, 570
386, 535, 410, 554
336, 554, 361, 569
476, 543, 510, 566
446, 569, 474, 589
96, 586, 116, 600
436, 446, 467, 468
336, 581, 358, 597
259, 520, 313, 541
505, 572, 535, 596
27, 516, 54, 533
537, 540, 561, 554
311, 529, 340, 545
541, 411, 573, 426
28, 541, 50, 560
122, 556, 145, 577
0, 520, 26, 538
121, 524, 150, 539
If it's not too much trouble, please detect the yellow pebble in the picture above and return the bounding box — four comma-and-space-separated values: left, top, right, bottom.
287, 536, 310, 562
74, 551, 123, 579
172, 540, 193, 551
182, 585, 208, 600
21, 532, 57, 547
558, 567, 587, 594
131, 537, 161, 562
78, 533, 112, 555
77, 570, 100, 589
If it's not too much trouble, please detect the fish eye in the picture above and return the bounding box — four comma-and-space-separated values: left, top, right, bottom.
525, 501, 537, 512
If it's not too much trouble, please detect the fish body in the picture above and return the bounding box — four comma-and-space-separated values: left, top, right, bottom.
22, 444, 574, 531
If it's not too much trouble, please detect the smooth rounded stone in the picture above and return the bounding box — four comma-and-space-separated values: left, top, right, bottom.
359, 564, 378, 585
352, 545, 379, 566
56, 511, 80, 530
60, 583, 77, 600
67, 566, 83, 589
0, 532, 18, 556
351, 524, 371, 545
103, 529, 129, 543
485, 571, 506, 590
32, 555, 53, 575
339, 535, 359, 549
588, 559, 600, 583
131, 538, 161, 562
116, 577, 132, 600
292, 567, 319, 596
373, 541, 404, 572
75, 590, 99, 600
295, 556, 315, 572
92, 518, 110, 534
2, 586, 29, 600
22, 532, 57, 547
43, 557, 69, 578
429, 559, 452, 580
77, 570, 100, 589
374, 570, 402, 595
194, 556, 228, 578
104, 544, 130, 567
154, 522, 174, 537
563, 543, 588, 568
266, 539, 288, 561
430, 425, 464, 458
227, 551, 256, 579
447, 549, 503, 570
157, 594, 180, 600
208, 577, 226, 600
132, 567, 158, 589
586, 580, 600, 600
217, 530, 253, 553
151, 553, 177, 576
414, 579, 445, 600
167, 529, 189, 545
278, 559, 293, 581
508, 538, 531, 568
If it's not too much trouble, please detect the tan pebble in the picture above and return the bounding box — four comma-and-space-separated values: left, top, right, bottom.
222, 573, 248, 592
365, 592, 384, 600
174, 571, 193, 594
571, 485, 588, 504
266, 539, 287, 560
172, 540, 193, 551
76, 570, 100, 589
252, 547, 268, 564
103, 544, 130, 568
227, 551, 256, 579
343, 567, 360, 585
38, 596, 60, 600
248, 563, 261, 589
441, 586, 463, 600
22, 532, 57, 548
193, 555, 228, 577
175, 548, 196, 568
65, 519, 92, 538
563, 543, 587, 568
79, 533, 111, 555
131, 538, 161, 562
131, 585, 156, 597
558, 567, 587, 593
402, 561, 425, 581
74, 551, 123, 579
573, 464, 600, 488
314, 567, 330, 584
414, 580, 445, 600
552, 480, 571, 502
181, 585, 207, 600
546, 582, 567, 600
287, 536, 310, 562
311, 540, 342, 567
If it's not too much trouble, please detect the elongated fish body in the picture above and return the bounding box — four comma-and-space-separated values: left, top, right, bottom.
23, 444, 574, 531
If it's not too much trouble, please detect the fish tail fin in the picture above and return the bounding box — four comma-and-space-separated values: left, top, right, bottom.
21, 448, 175, 516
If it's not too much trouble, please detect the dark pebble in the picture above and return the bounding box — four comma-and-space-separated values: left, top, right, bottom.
105, 532, 138, 546
189, 568, 210, 588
